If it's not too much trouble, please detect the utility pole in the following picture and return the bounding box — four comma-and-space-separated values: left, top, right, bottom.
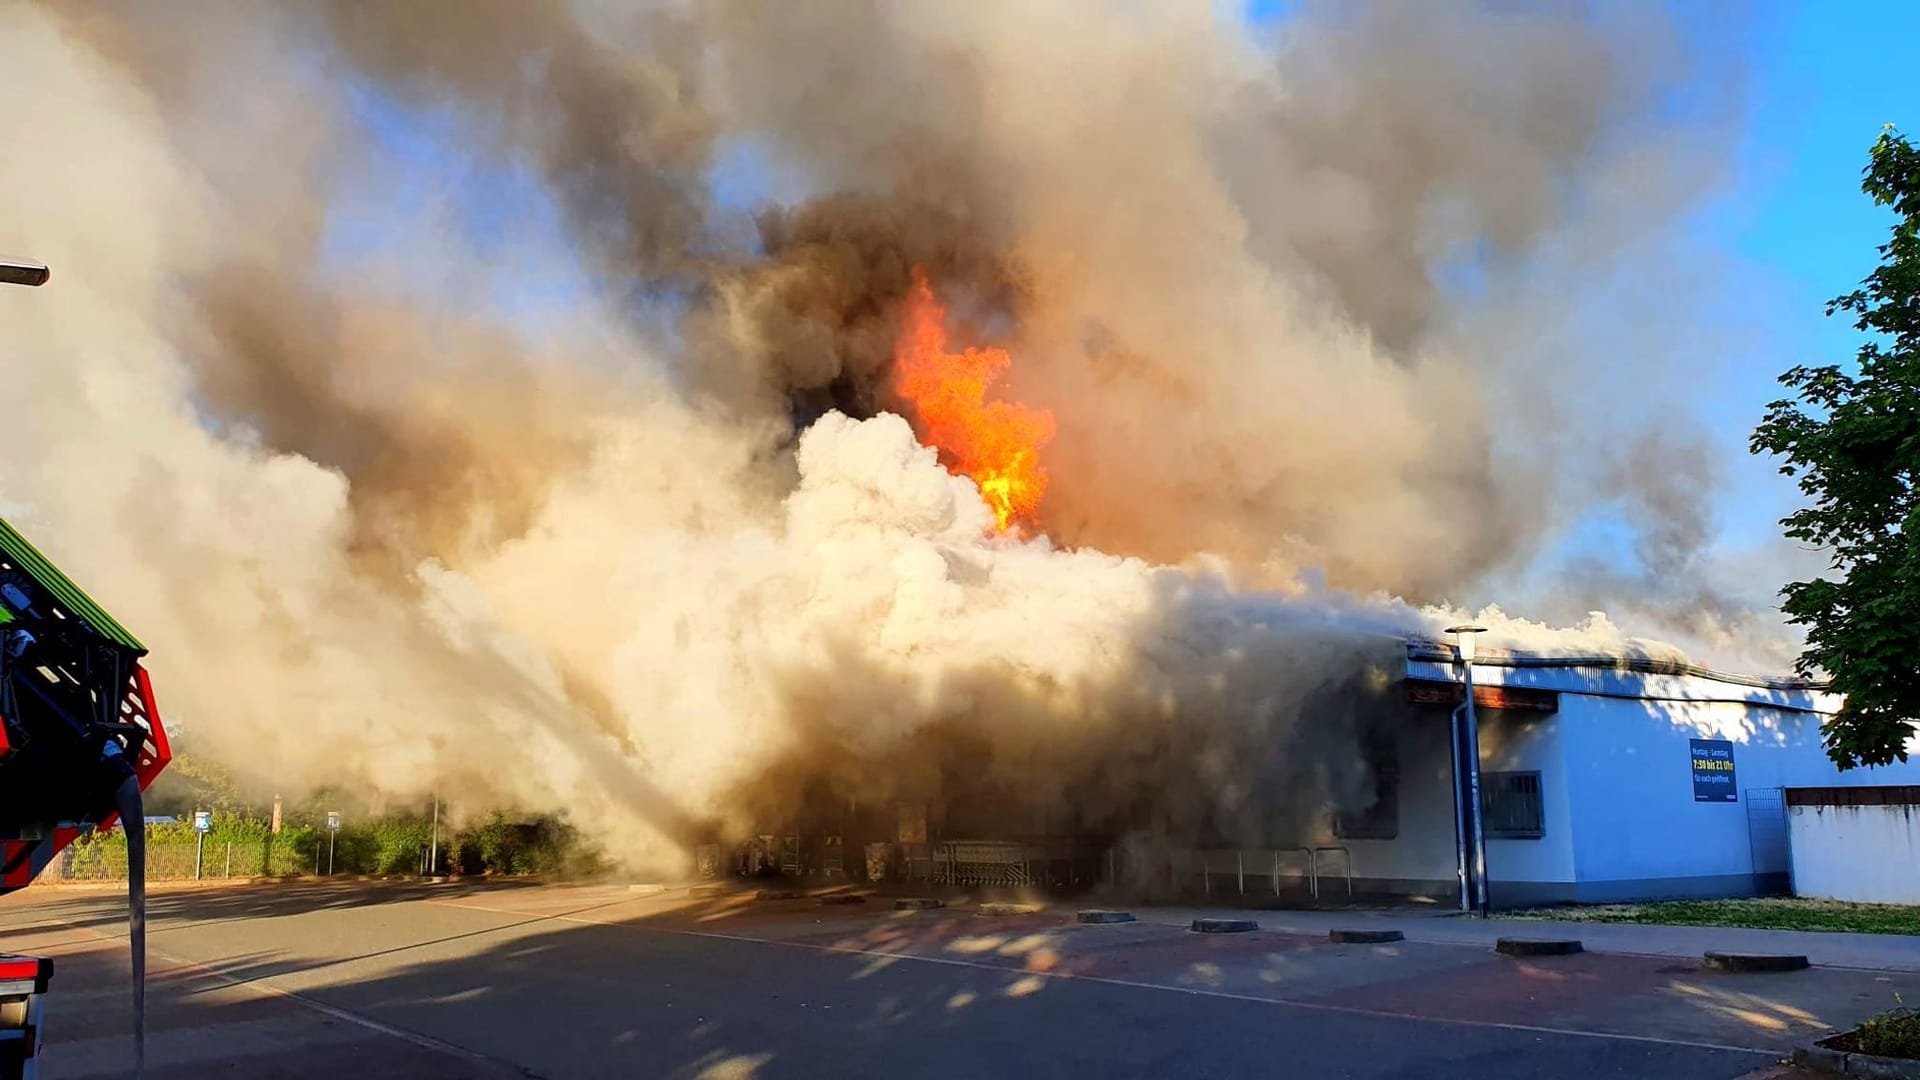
1450, 703, 1470, 912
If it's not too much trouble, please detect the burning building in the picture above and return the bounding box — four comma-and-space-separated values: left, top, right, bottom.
715, 633, 1920, 908
709, 269, 1920, 906
6, 2, 1872, 898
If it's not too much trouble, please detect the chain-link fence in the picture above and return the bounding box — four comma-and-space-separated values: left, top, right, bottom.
40, 834, 339, 882
39, 835, 444, 883
33, 810, 585, 884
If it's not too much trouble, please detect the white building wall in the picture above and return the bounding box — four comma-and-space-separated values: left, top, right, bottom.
1789, 803, 1920, 903
1297, 703, 1575, 900
1405, 655, 1920, 904
1478, 708, 1576, 895
1315, 712, 1461, 895
1558, 694, 1780, 898
1560, 696, 1920, 900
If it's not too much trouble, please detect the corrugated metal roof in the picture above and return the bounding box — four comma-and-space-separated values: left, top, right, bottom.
0, 517, 144, 653
1404, 640, 1825, 691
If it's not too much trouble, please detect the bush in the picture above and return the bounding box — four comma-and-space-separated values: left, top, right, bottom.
268, 824, 319, 876
288, 819, 437, 876
455, 812, 531, 875
65, 830, 126, 877
364, 818, 432, 874
1858, 1008, 1920, 1059
452, 812, 601, 877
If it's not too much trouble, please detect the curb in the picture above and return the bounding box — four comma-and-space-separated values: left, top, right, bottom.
1495, 937, 1583, 957
1705, 952, 1810, 973
1794, 1037, 1920, 1078
977, 903, 1042, 917
1077, 910, 1135, 925
1329, 929, 1405, 944
818, 894, 866, 906
894, 898, 945, 911
1191, 918, 1258, 934
754, 888, 800, 901
688, 884, 729, 899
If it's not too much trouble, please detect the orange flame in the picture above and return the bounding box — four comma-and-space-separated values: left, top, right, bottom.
891, 266, 1054, 532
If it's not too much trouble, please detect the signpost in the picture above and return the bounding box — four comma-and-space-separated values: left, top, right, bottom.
325, 811, 341, 875
192, 811, 211, 880
1690, 739, 1737, 803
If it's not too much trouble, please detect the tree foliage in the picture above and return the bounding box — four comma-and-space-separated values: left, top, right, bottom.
143, 748, 249, 818
1752, 126, 1920, 769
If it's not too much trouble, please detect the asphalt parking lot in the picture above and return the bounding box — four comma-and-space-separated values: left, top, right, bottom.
3, 880, 1902, 1078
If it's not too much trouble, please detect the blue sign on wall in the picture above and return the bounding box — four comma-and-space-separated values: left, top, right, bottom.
1690, 738, 1737, 802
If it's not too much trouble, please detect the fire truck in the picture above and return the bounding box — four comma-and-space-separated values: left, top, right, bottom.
0, 258, 171, 1079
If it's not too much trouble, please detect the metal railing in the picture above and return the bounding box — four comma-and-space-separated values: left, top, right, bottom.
934, 840, 1034, 887
1311, 846, 1353, 901
1142, 847, 1319, 898
1274, 847, 1315, 898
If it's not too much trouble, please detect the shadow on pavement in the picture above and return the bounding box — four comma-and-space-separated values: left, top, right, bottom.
8, 880, 1900, 1080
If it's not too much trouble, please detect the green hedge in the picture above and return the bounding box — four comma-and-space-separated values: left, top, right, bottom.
62, 809, 598, 879
454, 812, 604, 877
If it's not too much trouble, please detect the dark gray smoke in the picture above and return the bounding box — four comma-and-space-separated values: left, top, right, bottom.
38, 0, 1747, 600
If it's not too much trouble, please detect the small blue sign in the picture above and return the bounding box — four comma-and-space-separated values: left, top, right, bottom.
1690, 738, 1737, 803
192, 810, 212, 833
325, 811, 342, 832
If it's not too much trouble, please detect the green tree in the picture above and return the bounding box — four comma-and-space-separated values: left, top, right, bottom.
1752, 126, 1920, 769
143, 748, 248, 818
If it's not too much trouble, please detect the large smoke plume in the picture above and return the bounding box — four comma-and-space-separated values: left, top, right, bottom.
2, 1, 1771, 868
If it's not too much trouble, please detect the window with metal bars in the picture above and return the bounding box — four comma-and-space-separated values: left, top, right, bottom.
1481, 771, 1544, 839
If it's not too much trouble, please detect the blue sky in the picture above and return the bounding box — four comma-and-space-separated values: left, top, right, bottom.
1694, 0, 1917, 536
1595, 1, 1913, 588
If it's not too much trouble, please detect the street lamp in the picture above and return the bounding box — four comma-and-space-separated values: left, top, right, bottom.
1446, 623, 1490, 918
0, 259, 50, 287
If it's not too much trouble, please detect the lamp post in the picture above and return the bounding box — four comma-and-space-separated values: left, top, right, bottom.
1448, 700, 1470, 913
1446, 624, 1491, 918
0, 259, 50, 287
